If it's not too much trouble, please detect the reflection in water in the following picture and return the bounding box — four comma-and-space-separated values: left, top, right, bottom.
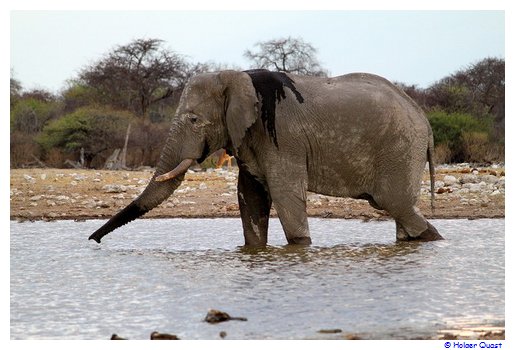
233, 242, 424, 272
10, 218, 504, 339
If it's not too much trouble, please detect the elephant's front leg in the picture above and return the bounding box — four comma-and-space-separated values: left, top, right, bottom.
237, 167, 272, 247
267, 168, 311, 245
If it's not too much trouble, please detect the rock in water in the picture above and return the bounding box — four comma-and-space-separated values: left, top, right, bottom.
318, 329, 342, 334
205, 309, 230, 323
110, 334, 127, 340
150, 331, 180, 340
204, 309, 248, 323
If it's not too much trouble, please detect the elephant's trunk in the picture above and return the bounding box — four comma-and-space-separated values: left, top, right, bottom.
88, 138, 187, 243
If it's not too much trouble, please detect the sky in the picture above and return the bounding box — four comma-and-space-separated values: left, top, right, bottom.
10, 10, 505, 93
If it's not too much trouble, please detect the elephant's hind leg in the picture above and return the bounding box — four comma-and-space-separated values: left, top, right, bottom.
397, 220, 443, 242
237, 166, 272, 247
393, 207, 443, 241
376, 195, 443, 242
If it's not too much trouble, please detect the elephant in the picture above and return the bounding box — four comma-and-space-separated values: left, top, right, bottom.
89, 69, 443, 246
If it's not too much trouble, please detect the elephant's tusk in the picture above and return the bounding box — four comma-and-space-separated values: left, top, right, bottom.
155, 159, 194, 182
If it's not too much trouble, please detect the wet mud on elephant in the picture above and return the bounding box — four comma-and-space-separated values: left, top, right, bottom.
89, 69, 443, 246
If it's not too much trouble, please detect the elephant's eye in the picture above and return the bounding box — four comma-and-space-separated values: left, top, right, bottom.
187, 114, 199, 124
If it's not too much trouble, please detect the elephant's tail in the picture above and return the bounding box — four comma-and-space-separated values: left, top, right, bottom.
427, 135, 436, 215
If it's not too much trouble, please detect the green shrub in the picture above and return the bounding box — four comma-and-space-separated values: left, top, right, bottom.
38, 107, 134, 166
61, 82, 99, 113
10, 98, 61, 133
427, 110, 499, 163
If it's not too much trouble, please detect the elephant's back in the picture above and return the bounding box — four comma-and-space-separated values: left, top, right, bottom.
308, 73, 428, 131
330, 73, 426, 117
287, 72, 430, 142
328, 72, 402, 91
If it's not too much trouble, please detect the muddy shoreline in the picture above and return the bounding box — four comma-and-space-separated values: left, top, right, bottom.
10, 165, 504, 222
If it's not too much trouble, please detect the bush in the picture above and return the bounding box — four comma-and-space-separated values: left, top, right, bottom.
61, 82, 99, 113
461, 131, 504, 163
10, 96, 63, 167
433, 142, 453, 164
10, 97, 61, 133
428, 110, 501, 163
10, 132, 41, 167
38, 107, 135, 167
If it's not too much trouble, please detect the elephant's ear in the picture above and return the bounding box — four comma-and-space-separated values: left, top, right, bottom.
218, 71, 259, 155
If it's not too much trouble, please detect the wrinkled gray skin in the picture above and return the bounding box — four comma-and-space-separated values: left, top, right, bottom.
89, 69, 443, 245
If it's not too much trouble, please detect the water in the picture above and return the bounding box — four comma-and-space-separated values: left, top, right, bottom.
10, 218, 504, 339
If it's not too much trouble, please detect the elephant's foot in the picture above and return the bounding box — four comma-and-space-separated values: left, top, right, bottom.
397, 221, 444, 242
242, 242, 268, 250
286, 236, 312, 245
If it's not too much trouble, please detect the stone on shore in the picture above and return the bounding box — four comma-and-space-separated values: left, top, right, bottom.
443, 175, 457, 186
102, 184, 127, 193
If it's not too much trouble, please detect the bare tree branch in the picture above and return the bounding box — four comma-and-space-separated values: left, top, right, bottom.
244, 37, 328, 77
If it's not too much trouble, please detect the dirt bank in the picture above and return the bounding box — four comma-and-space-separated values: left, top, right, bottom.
10, 165, 504, 221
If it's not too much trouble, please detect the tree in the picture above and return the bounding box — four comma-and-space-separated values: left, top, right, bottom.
10, 70, 22, 108
244, 37, 328, 76
10, 77, 21, 98
79, 38, 189, 117
61, 80, 99, 113
426, 58, 504, 121
452, 57, 504, 132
